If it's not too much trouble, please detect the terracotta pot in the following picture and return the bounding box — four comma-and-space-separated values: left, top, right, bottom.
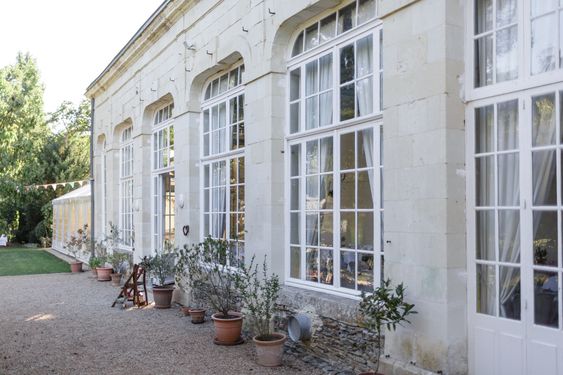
70, 261, 83, 273
90, 268, 98, 277
111, 273, 122, 286
181, 306, 191, 316
189, 308, 206, 324
152, 286, 175, 309
253, 333, 287, 367
212, 312, 243, 344
96, 267, 112, 281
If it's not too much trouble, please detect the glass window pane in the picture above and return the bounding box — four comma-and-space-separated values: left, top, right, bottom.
357, 253, 374, 292
341, 132, 355, 170
340, 44, 355, 84
357, 35, 373, 78
340, 212, 356, 249
290, 103, 300, 134
358, 212, 374, 250
229, 67, 239, 88
476, 156, 495, 207
532, 93, 556, 146
531, 0, 558, 17
219, 74, 228, 93
533, 211, 558, 266
292, 31, 304, 57
320, 137, 333, 172
531, 14, 557, 75
238, 157, 245, 183
320, 175, 334, 210
496, 25, 518, 83
306, 96, 319, 130
306, 60, 318, 95
319, 54, 333, 91
357, 76, 374, 117
306, 248, 319, 282
319, 92, 333, 127
477, 263, 496, 316
305, 23, 320, 50
306, 176, 319, 211
341, 172, 356, 209
340, 84, 355, 121
358, 171, 374, 209
290, 68, 301, 101
320, 249, 334, 285
291, 212, 300, 244
532, 150, 557, 206
476, 105, 494, 153
338, 3, 356, 34
320, 213, 333, 247
534, 270, 559, 328
497, 100, 518, 151
476, 210, 496, 260
230, 97, 238, 124
358, 0, 376, 25
497, 153, 519, 206
475, 0, 493, 34
291, 144, 301, 177
475, 35, 494, 87
496, 0, 517, 27
291, 179, 300, 211
498, 209, 521, 263
290, 247, 301, 279
358, 128, 374, 168
238, 95, 244, 121
320, 14, 336, 42
340, 251, 356, 289
306, 140, 319, 174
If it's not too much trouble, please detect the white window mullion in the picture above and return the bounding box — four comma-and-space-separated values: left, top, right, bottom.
334, 132, 342, 289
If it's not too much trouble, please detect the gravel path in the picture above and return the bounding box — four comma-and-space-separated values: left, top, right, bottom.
0, 272, 323, 375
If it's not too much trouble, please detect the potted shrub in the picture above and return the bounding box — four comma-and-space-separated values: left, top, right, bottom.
64, 224, 89, 273
176, 237, 242, 344
144, 242, 176, 309
235, 255, 285, 366
96, 223, 121, 281
358, 279, 417, 375
108, 251, 130, 286
88, 256, 102, 277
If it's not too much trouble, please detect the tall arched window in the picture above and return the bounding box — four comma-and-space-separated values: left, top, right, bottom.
286, 0, 383, 295
120, 126, 134, 248
201, 63, 245, 265
152, 103, 175, 252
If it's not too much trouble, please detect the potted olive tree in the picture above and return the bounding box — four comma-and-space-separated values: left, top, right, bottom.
235, 255, 285, 366
96, 223, 122, 281
108, 251, 130, 286
177, 237, 242, 344
143, 242, 176, 309
358, 279, 417, 375
64, 224, 89, 273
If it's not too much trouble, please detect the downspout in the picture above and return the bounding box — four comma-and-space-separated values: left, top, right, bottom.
89, 97, 96, 259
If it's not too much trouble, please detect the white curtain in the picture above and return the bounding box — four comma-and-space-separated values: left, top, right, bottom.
356, 35, 373, 116
306, 61, 318, 130
319, 55, 333, 126
212, 162, 227, 239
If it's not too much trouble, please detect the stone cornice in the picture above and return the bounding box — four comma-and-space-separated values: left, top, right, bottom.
85, 0, 196, 99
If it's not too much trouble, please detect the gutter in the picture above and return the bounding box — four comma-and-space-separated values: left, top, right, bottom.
89, 97, 96, 259
86, 0, 172, 94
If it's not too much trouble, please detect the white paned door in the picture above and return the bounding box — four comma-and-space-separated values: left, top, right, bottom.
469, 84, 563, 375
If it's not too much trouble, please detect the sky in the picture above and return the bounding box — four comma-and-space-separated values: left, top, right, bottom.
0, 0, 164, 113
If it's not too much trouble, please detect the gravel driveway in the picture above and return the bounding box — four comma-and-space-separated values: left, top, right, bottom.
0, 272, 323, 375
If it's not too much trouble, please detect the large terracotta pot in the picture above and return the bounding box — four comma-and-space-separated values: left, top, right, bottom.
212, 312, 243, 345
189, 308, 206, 324
90, 268, 98, 277
111, 273, 122, 287
96, 266, 112, 281
70, 261, 83, 273
253, 333, 287, 367
152, 286, 175, 309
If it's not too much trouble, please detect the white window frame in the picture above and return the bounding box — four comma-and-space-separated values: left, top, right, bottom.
466, 0, 563, 102
151, 103, 175, 253
200, 63, 246, 267
119, 127, 134, 249
286, 16, 383, 297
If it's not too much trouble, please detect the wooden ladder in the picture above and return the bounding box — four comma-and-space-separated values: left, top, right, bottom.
111, 264, 148, 309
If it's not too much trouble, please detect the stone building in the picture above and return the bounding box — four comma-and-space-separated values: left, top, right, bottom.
85, 0, 563, 374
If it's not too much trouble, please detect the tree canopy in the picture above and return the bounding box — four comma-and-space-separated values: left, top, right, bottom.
0, 53, 90, 243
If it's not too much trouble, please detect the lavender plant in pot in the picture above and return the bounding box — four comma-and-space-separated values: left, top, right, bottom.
358, 279, 416, 375
235, 255, 285, 367
177, 237, 242, 344
143, 242, 176, 309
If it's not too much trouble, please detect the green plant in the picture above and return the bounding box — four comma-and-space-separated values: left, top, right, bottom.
63, 224, 89, 261
175, 237, 239, 318
108, 252, 130, 274
234, 255, 281, 340
89, 256, 102, 269
359, 279, 417, 375
144, 242, 176, 286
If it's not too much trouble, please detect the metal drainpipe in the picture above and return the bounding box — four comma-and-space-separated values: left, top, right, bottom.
89, 97, 96, 259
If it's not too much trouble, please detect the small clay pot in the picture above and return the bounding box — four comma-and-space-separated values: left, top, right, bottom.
212, 312, 243, 344
70, 261, 83, 273
181, 306, 191, 316
253, 333, 287, 367
96, 266, 112, 281
189, 308, 206, 324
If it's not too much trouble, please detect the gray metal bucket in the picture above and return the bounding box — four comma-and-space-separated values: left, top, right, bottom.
287, 314, 312, 342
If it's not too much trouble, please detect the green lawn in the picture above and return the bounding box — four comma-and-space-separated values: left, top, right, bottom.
0, 248, 71, 276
